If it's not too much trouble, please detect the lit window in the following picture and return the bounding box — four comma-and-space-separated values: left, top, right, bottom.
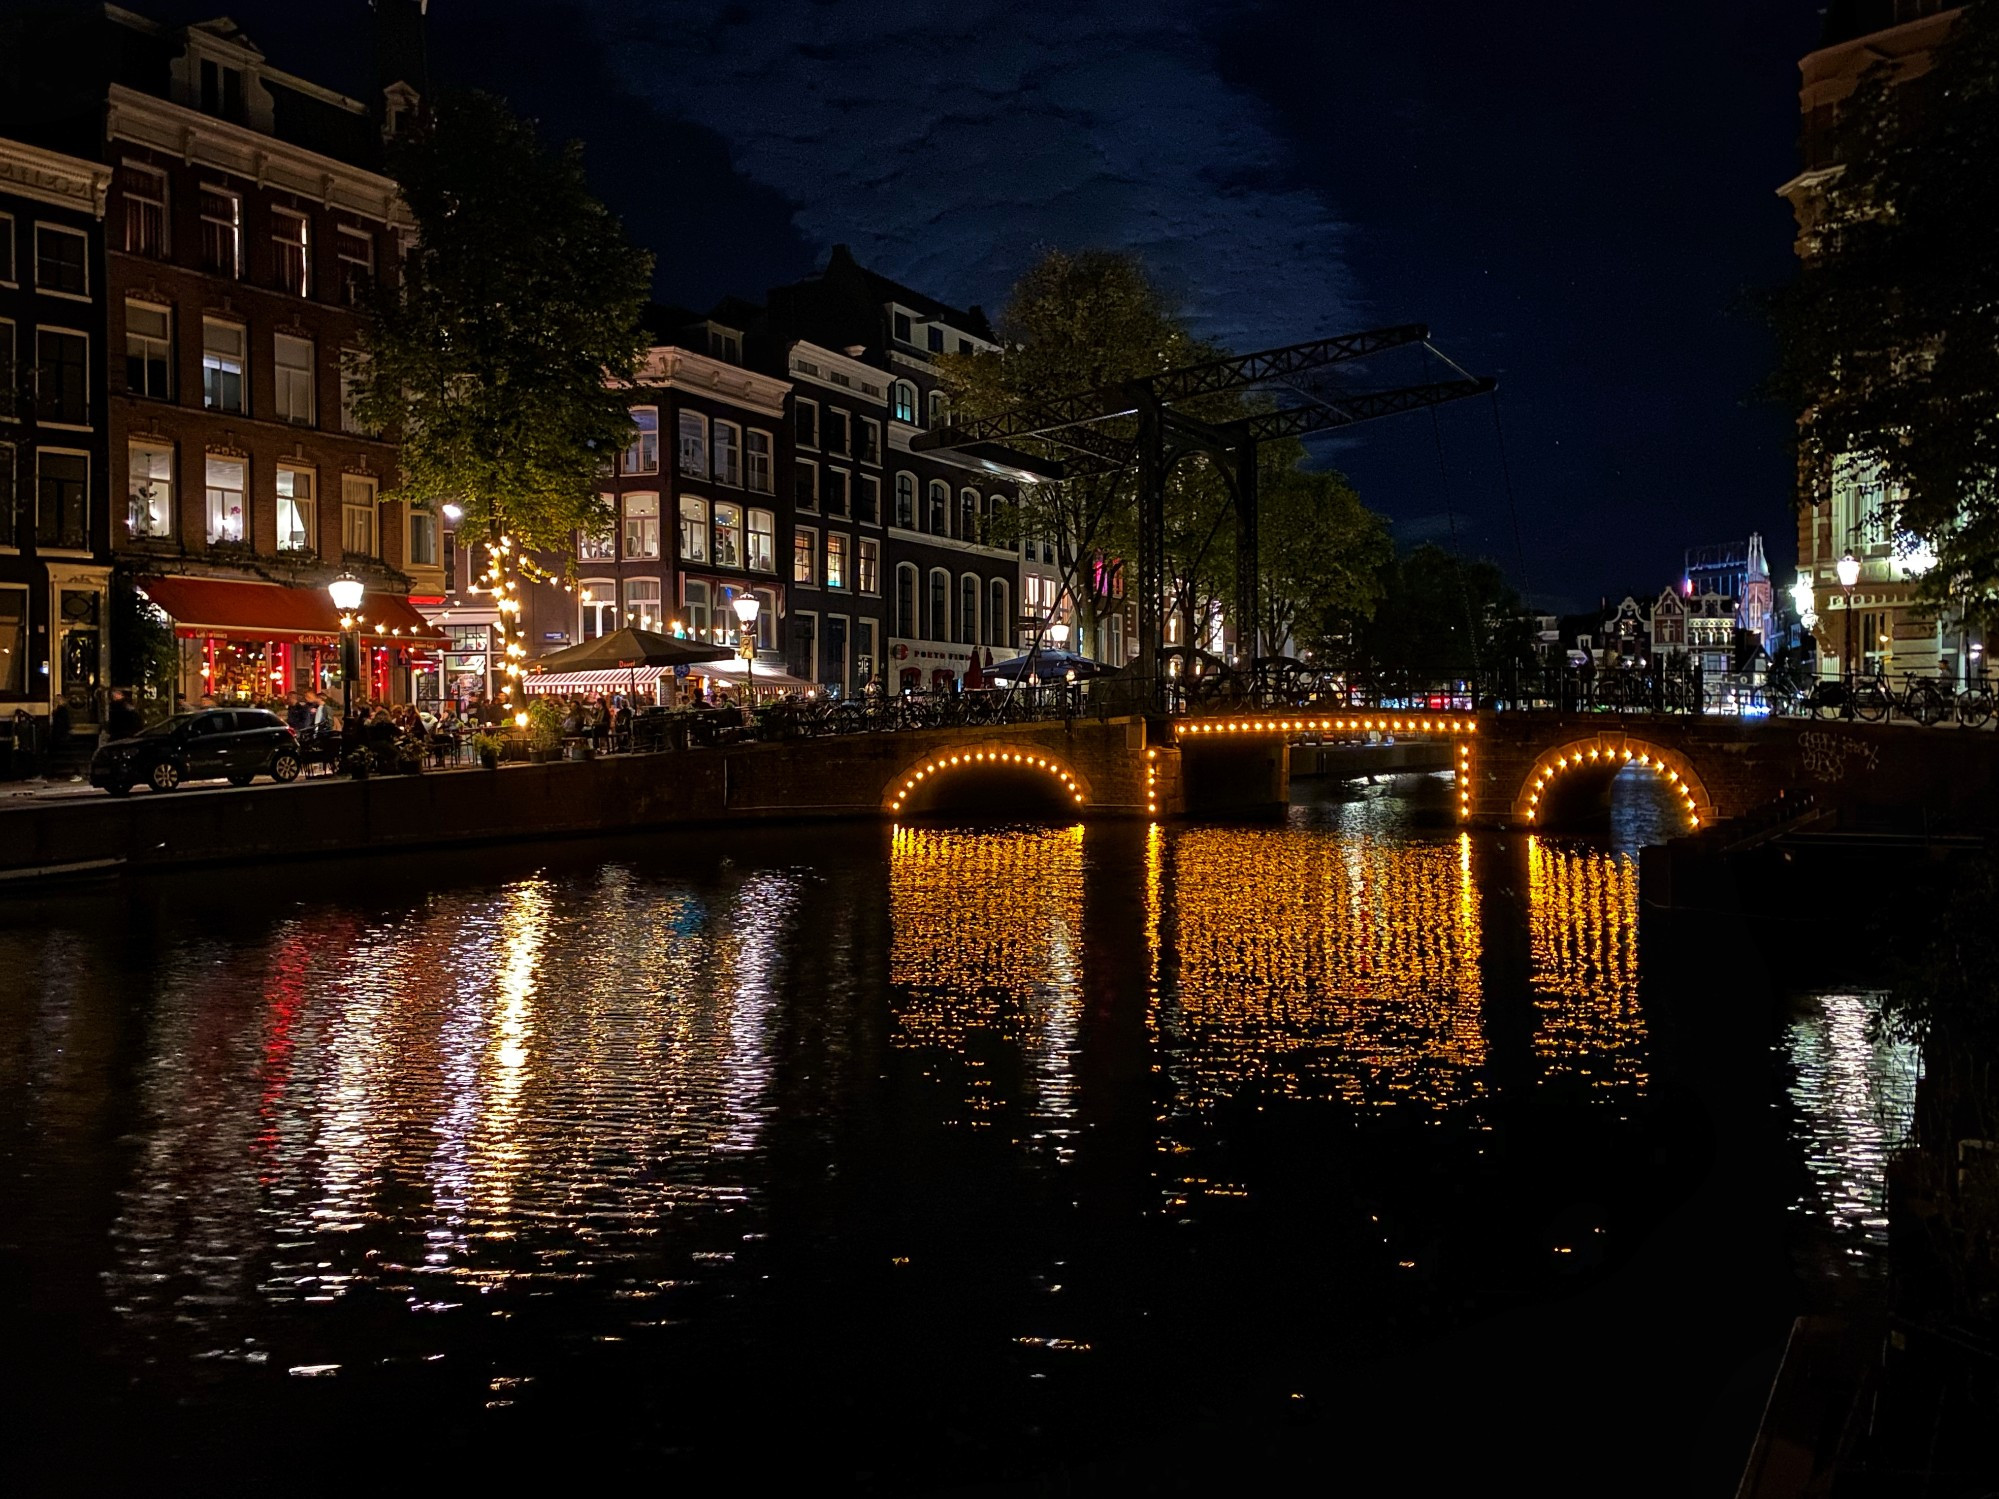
858, 537, 879, 595
580, 582, 617, 640
579, 501, 617, 562
273, 333, 315, 425
125, 300, 172, 399
623, 491, 661, 559
825, 532, 847, 589
747, 508, 775, 571
678, 495, 707, 562
276, 466, 315, 552
624, 576, 662, 630
794, 526, 817, 586
891, 382, 916, 424
712, 502, 742, 568
341, 473, 378, 557
682, 579, 711, 640
128, 440, 173, 539
206, 455, 247, 546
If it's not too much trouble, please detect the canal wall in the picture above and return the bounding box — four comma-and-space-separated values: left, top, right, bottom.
0, 718, 1166, 883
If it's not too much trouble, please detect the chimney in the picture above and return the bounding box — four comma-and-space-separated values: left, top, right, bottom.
373, 0, 429, 111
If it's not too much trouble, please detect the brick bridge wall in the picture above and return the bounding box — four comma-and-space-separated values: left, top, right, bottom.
1465, 713, 1999, 830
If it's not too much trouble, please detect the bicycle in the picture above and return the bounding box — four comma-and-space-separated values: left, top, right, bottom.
1957, 674, 1994, 728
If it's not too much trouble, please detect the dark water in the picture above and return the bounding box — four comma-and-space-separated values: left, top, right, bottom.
0, 773, 1833, 1492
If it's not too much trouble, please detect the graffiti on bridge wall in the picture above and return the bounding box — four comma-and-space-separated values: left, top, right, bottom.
1798, 730, 1880, 785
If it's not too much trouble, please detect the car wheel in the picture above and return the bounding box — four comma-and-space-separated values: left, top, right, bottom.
270, 751, 302, 783
148, 760, 181, 792
227, 771, 255, 787
104, 781, 132, 797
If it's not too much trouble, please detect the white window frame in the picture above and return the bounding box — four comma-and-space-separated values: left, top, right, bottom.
927, 567, 951, 643
682, 577, 713, 640
622, 490, 661, 560
987, 578, 1010, 647
273, 332, 315, 425
276, 464, 315, 553
795, 396, 819, 451
678, 494, 708, 562
857, 536, 880, 596
579, 579, 617, 640
712, 500, 743, 569
579, 498, 617, 562
959, 572, 980, 645
34, 223, 90, 299
895, 562, 918, 637
202, 317, 247, 414
891, 382, 916, 425
624, 576, 663, 631
125, 299, 173, 400
747, 507, 775, 572
746, 429, 774, 494
408, 507, 439, 568
926, 480, 949, 535
677, 410, 708, 478
712, 420, 741, 487
0, 212, 15, 287
624, 406, 660, 475
341, 473, 379, 557
825, 532, 848, 590
272, 206, 311, 297
859, 416, 881, 465
205, 454, 247, 546
335, 219, 374, 306
199, 183, 241, 278
128, 438, 174, 540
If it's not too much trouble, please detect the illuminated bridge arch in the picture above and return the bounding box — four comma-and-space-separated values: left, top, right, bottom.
884, 743, 1092, 818
1512, 733, 1711, 830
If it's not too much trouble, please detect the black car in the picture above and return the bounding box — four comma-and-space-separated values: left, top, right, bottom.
92, 709, 304, 795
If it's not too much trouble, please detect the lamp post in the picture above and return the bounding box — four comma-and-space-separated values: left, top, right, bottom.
1836, 551, 1860, 684
328, 572, 364, 727
732, 592, 761, 705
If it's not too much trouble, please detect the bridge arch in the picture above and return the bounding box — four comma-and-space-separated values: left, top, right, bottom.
884, 743, 1092, 818
1510, 732, 1711, 830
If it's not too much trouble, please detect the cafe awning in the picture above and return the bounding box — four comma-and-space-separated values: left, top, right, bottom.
698, 658, 821, 693
137, 576, 448, 646
520, 668, 669, 694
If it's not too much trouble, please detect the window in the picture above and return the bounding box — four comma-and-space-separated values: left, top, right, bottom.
624, 577, 662, 630
339, 349, 369, 434
795, 398, 818, 449
36, 457, 87, 559
624, 407, 659, 475
0, 320, 12, 418
199, 58, 246, 122
273, 333, 315, 425
682, 578, 711, 640
857, 418, 881, 465
708, 328, 740, 364
856, 474, 879, 525
825, 533, 848, 589
677, 411, 707, 477
0, 443, 12, 547
128, 440, 173, 539
987, 578, 1009, 646
0, 585, 23, 694
926, 325, 945, 353
0, 215, 11, 284
678, 495, 707, 562
858, 537, 880, 595
206, 455, 247, 545
341, 473, 378, 557
579, 581, 616, 640
579, 501, 617, 561
855, 619, 877, 687
125, 301, 172, 399
794, 525, 817, 586
622, 492, 661, 559
746, 430, 773, 493
747, 508, 775, 571
274, 466, 314, 552
402, 507, 436, 567
824, 467, 849, 518
927, 391, 948, 429
199, 185, 240, 277
958, 574, 981, 645
824, 409, 849, 456
36, 331, 88, 425
752, 587, 778, 651
927, 480, 948, 534
895, 472, 915, 527
893, 311, 913, 344
272, 208, 310, 297
712, 502, 742, 568
928, 569, 950, 642
202, 319, 246, 413
795, 460, 818, 513
895, 564, 917, 636
712, 421, 741, 486
960, 488, 978, 542
35, 225, 88, 296
891, 382, 916, 424
336, 220, 374, 306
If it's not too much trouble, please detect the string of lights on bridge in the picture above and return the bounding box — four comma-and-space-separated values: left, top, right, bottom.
889, 750, 1086, 817
1524, 746, 1701, 829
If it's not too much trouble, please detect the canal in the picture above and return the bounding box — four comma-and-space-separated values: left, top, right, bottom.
0, 773, 1907, 1492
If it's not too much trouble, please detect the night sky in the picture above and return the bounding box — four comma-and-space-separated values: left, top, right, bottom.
142, 0, 1824, 613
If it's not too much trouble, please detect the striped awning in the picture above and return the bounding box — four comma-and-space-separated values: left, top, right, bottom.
520, 668, 669, 693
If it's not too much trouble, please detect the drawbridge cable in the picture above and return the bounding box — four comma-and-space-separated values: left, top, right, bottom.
1423, 344, 1483, 676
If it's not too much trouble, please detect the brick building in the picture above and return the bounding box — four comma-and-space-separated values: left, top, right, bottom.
0, 135, 113, 739
3, 5, 441, 715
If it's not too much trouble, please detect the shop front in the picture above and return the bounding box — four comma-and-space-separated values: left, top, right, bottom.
137, 576, 446, 711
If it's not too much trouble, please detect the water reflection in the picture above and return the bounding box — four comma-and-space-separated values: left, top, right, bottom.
1527, 837, 1648, 1103
1783, 992, 1921, 1276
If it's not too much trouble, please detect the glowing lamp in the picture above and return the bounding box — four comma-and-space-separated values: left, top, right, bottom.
1836, 552, 1860, 589
442, 503, 464, 522
515, 712, 529, 729
328, 573, 365, 612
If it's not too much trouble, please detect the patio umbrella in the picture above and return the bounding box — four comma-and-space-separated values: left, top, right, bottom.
964, 649, 984, 690
531, 628, 733, 709
982, 649, 1120, 682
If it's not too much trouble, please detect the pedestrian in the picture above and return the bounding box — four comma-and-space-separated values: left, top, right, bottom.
107, 688, 142, 743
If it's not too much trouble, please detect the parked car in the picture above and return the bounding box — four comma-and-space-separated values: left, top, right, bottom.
91, 709, 304, 795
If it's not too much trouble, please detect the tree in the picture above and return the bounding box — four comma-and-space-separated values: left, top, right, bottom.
1769, 3, 1999, 617
1255, 459, 1392, 659
354, 91, 652, 702
1344, 543, 1530, 683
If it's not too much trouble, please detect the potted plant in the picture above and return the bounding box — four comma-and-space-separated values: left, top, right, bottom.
341, 746, 372, 779
471, 731, 503, 770
526, 697, 565, 762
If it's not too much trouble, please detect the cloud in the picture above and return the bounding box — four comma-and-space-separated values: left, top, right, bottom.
586, 0, 1358, 345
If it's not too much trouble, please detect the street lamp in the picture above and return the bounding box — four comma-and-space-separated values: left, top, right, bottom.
1836, 551, 1860, 682
328, 572, 364, 727
732, 592, 761, 704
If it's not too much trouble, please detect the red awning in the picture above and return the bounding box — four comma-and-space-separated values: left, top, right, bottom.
138, 576, 448, 646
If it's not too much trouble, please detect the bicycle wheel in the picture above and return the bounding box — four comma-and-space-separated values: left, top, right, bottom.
1907, 682, 1948, 727
1958, 690, 1993, 728
1852, 683, 1889, 722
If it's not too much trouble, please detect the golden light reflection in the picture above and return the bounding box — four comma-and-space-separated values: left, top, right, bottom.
888, 824, 1086, 1141
476, 878, 551, 1213
1154, 828, 1487, 1117
1525, 836, 1648, 1099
